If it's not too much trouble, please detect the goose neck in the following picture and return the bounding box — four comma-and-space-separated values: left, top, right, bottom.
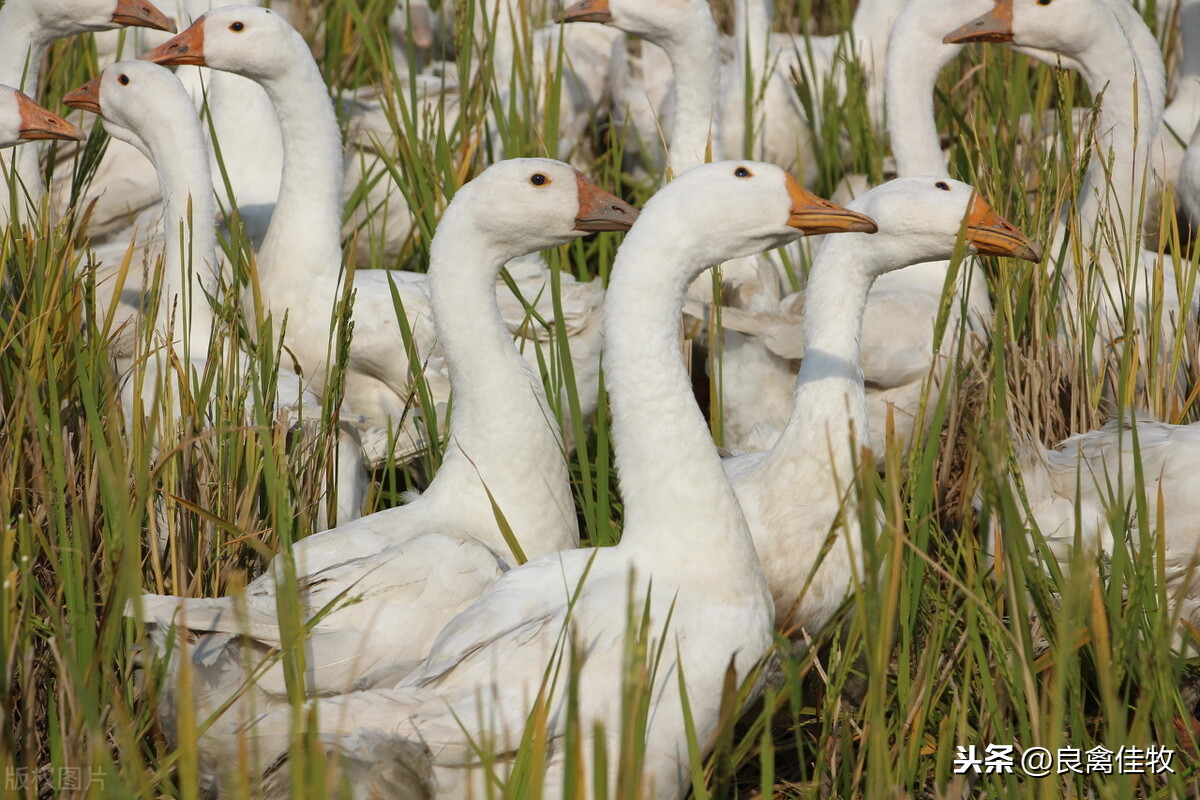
256, 57, 345, 284
426, 214, 531, 405
141, 109, 221, 355
1070, 8, 1162, 241
1181, 0, 1200, 81
767, 234, 874, 471
206, 69, 283, 208
733, 0, 771, 89
424, 206, 577, 558
851, 0, 913, 47
603, 224, 757, 568
885, 8, 961, 178
851, 0, 909, 117
660, 7, 723, 174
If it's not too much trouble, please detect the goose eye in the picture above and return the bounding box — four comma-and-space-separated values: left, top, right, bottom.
935, 181, 950, 191
530, 173, 549, 187
1037, 0, 1051, 5
734, 166, 753, 178
118, 74, 130, 85
230, 21, 245, 31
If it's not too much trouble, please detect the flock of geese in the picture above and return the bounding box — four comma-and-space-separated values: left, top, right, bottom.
3, 0, 1200, 795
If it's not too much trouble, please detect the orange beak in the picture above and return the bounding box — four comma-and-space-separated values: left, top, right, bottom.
111, 0, 177, 33
62, 76, 104, 115
16, 91, 86, 141
560, 0, 612, 24
785, 174, 878, 235
943, 0, 1014, 44
142, 17, 206, 66
964, 193, 1041, 262
574, 171, 639, 232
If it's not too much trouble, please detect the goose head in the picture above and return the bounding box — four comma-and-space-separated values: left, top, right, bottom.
895, 0, 1082, 74
0, 86, 85, 147
142, 5, 302, 80
390, 0, 434, 49
633, 161, 878, 267
561, 0, 709, 43
449, 159, 638, 260
943, 0, 1091, 56
17, 0, 176, 37
62, 61, 193, 160
833, 177, 1040, 272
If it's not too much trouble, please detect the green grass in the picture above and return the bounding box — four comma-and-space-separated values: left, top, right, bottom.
3, 0, 1200, 796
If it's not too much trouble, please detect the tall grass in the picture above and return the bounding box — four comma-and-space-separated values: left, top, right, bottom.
3, 0, 1200, 796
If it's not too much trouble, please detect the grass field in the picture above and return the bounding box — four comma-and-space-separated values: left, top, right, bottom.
3, 0, 1200, 796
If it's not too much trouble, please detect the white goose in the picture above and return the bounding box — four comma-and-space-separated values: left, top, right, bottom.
0, 86, 85, 149
0, 0, 174, 230
146, 7, 613, 468
191, 160, 874, 800
949, 0, 1200, 653
945, 0, 1190, 383
64, 62, 367, 529
724, 177, 1038, 636
65, 64, 218, 366
129, 159, 635, 784
48, 0, 285, 246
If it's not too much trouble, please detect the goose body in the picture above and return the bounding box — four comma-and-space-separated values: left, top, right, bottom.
189, 160, 874, 800
129, 160, 636, 789
1007, 418, 1200, 648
